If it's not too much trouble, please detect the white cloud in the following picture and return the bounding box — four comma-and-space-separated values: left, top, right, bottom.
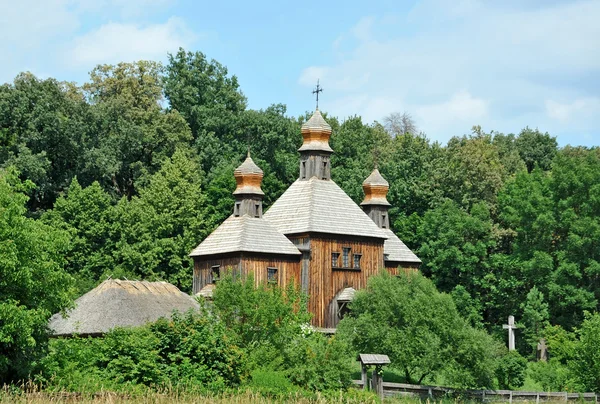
299, 0, 600, 143
68, 17, 195, 67
546, 98, 600, 123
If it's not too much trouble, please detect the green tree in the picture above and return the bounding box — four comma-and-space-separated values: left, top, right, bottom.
112, 149, 209, 290
0, 169, 74, 383
0, 73, 91, 211
163, 48, 247, 143
337, 272, 499, 388
515, 127, 557, 172
571, 312, 600, 392
43, 178, 116, 293
520, 286, 549, 356
83, 61, 192, 198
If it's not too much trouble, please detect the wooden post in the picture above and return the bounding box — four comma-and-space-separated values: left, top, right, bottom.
361, 364, 367, 390
372, 365, 384, 400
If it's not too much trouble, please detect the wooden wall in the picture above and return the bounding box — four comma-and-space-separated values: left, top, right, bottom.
385, 263, 420, 277
193, 255, 301, 294
308, 235, 385, 328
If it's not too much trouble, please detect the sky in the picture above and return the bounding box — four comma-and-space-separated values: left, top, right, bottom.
1, 0, 598, 146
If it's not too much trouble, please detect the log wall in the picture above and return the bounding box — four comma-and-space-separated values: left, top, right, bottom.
193, 255, 301, 294
309, 236, 385, 328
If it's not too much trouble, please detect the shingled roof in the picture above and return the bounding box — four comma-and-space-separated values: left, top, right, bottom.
264, 177, 387, 239
382, 229, 421, 263
49, 280, 199, 337
189, 215, 302, 257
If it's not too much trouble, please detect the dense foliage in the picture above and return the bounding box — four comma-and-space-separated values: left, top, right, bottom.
337, 272, 501, 388
1, 48, 600, 394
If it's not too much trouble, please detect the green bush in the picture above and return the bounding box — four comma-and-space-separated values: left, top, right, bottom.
39, 311, 247, 391
282, 333, 353, 391
496, 350, 527, 389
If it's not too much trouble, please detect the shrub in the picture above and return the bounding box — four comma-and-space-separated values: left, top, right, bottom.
496, 350, 527, 389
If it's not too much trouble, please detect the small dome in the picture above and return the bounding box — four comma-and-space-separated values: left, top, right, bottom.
362, 169, 389, 187
299, 109, 333, 153
301, 109, 332, 132
233, 153, 264, 196
361, 168, 391, 206
235, 154, 263, 176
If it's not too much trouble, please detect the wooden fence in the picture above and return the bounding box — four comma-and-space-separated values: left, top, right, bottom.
352, 380, 598, 402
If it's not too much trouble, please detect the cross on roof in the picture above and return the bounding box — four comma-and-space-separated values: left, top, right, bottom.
312, 79, 323, 109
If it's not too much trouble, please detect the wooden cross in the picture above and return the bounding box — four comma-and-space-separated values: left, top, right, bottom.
503, 315, 516, 351
537, 338, 548, 362
312, 79, 323, 109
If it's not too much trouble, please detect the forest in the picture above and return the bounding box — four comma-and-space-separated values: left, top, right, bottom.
1, 48, 600, 399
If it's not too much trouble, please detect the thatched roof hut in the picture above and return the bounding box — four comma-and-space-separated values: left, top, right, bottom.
49, 279, 199, 337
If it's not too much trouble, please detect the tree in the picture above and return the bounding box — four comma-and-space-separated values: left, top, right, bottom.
570, 312, 600, 392
83, 61, 192, 199
383, 112, 418, 137
520, 287, 549, 356
112, 149, 209, 290
0, 73, 91, 211
0, 169, 74, 383
515, 128, 557, 172
163, 48, 247, 142
337, 272, 499, 388
42, 178, 116, 293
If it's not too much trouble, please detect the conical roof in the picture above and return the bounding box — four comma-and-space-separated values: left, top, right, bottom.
235, 153, 263, 175
233, 153, 264, 196
48, 280, 199, 337
363, 169, 389, 187
299, 109, 333, 153
301, 109, 332, 132
361, 168, 391, 206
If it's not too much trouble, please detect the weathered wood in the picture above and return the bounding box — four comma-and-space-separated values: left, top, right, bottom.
309, 235, 384, 328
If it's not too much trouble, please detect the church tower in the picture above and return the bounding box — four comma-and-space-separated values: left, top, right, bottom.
233, 152, 264, 218
361, 168, 391, 229
298, 109, 333, 181
361, 168, 421, 274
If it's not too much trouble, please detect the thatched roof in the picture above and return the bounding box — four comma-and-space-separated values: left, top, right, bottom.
49, 279, 199, 337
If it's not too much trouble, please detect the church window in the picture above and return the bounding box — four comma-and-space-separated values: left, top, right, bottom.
342, 247, 351, 268
331, 252, 340, 268
255, 203, 261, 218
322, 161, 328, 179
211, 265, 221, 283
301, 161, 306, 179
234, 202, 241, 217
353, 254, 362, 269
381, 214, 387, 228
267, 267, 278, 284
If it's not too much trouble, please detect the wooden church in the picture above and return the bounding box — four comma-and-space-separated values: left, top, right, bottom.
190, 108, 420, 329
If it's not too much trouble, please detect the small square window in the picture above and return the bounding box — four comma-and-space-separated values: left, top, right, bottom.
332, 252, 340, 267
353, 254, 362, 269
342, 247, 351, 268
267, 267, 278, 284
211, 265, 221, 283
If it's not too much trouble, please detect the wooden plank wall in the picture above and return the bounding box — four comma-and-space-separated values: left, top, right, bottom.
385, 264, 420, 277
241, 256, 301, 288
309, 236, 385, 328
193, 255, 301, 294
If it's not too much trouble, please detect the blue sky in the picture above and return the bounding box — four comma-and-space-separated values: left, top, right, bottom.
1, 0, 598, 146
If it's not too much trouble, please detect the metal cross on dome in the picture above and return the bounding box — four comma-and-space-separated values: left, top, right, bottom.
312, 79, 323, 109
